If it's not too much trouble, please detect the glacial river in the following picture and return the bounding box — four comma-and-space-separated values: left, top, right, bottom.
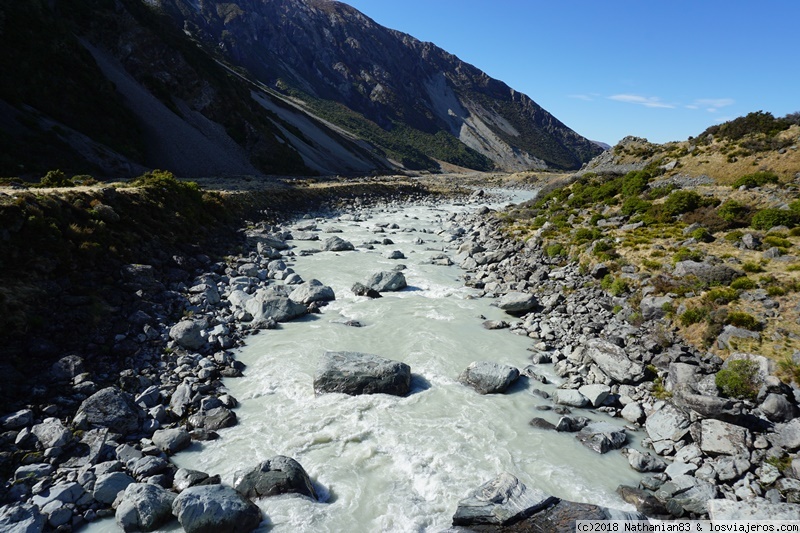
87, 189, 642, 532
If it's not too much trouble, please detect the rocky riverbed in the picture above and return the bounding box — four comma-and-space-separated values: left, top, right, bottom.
2, 182, 800, 532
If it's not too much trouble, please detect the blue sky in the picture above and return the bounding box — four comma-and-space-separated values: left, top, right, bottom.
341, 0, 799, 146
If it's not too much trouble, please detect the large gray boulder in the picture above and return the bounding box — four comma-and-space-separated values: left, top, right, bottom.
495, 292, 537, 314
554, 389, 589, 408
761, 393, 795, 422
321, 236, 354, 251
31, 418, 72, 449
245, 290, 307, 323
673, 260, 743, 285
115, 483, 175, 532
0, 502, 45, 533
169, 320, 206, 350
645, 403, 691, 444
622, 448, 667, 472
576, 422, 627, 454
458, 361, 520, 394
776, 418, 800, 451
233, 456, 317, 500
188, 407, 236, 431
639, 296, 673, 321
666, 475, 718, 515
173, 469, 221, 493
452, 472, 557, 527
151, 428, 191, 455
172, 484, 262, 533
365, 270, 407, 292
313, 351, 411, 396
699, 419, 750, 455
73, 387, 145, 434
582, 338, 645, 384
93, 471, 135, 505
708, 498, 800, 519
288, 279, 335, 305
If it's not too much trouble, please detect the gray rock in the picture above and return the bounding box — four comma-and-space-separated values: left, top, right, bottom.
31, 482, 85, 508
717, 325, 761, 350
245, 290, 307, 323
0, 502, 45, 533
94, 471, 135, 504
699, 419, 750, 455
384, 250, 405, 259
49, 355, 85, 381
233, 456, 316, 500
761, 393, 795, 422
321, 236, 354, 252
576, 422, 627, 454
555, 416, 589, 432
554, 389, 589, 408
622, 448, 667, 472
673, 392, 742, 419
115, 483, 176, 532
314, 351, 411, 396
673, 260, 742, 285
288, 279, 335, 305
617, 486, 668, 516
640, 296, 673, 321
711, 455, 750, 481
129, 456, 169, 479
645, 403, 691, 443
151, 428, 191, 455
452, 472, 557, 526
365, 270, 407, 292
578, 384, 611, 407
667, 476, 717, 515
14, 464, 54, 483
173, 469, 220, 492
582, 338, 645, 384
31, 418, 72, 449
1, 408, 34, 430
74, 387, 145, 435
708, 498, 800, 520
172, 484, 262, 533
495, 292, 537, 314
169, 320, 206, 350
665, 461, 698, 478
458, 361, 520, 395
169, 383, 195, 418
188, 407, 236, 431
621, 402, 645, 424
776, 418, 800, 451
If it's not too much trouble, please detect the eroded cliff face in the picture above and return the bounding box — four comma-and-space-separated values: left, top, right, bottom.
153, 0, 603, 171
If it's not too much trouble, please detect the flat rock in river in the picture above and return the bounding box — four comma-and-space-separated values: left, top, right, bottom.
234, 456, 317, 500
364, 270, 407, 292
452, 472, 557, 527
313, 351, 411, 396
458, 361, 520, 394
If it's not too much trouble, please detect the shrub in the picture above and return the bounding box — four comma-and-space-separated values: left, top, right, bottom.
741, 261, 764, 273
646, 184, 676, 200
672, 247, 704, 263
545, 243, 566, 258
663, 190, 703, 217
730, 276, 756, 290
732, 171, 780, 189
621, 196, 652, 216
609, 278, 630, 296
715, 359, 762, 400
621, 170, 650, 197
38, 169, 72, 188
717, 200, 748, 223
725, 311, 761, 330
763, 235, 792, 248
680, 307, 709, 326
701, 111, 791, 142
573, 227, 602, 244
705, 287, 739, 304
751, 208, 797, 230
691, 227, 714, 242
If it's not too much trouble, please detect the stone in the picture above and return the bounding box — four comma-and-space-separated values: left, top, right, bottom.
645, 403, 691, 443
169, 383, 195, 418
555, 416, 589, 432
452, 472, 557, 526
673, 260, 742, 285
169, 320, 206, 350
233, 456, 316, 500
761, 393, 795, 422
777, 418, 800, 451
667, 476, 717, 515
288, 279, 335, 305
495, 292, 537, 314
172, 484, 262, 533
313, 351, 411, 396
712, 455, 750, 481
31, 418, 72, 449
621, 402, 645, 424
74, 387, 145, 435
49, 355, 85, 381
529, 418, 556, 431
699, 419, 750, 455
640, 296, 673, 321
582, 338, 645, 384
708, 498, 800, 520
554, 389, 589, 408
115, 483, 176, 532
32, 482, 85, 508
0, 502, 45, 533
94, 471, 135, 505
188, 407, 236, 431
1, 408, 34, 430
578, 384, 611, 407
173, 469, 220, 492
14, 464, 54, 483
673, 392, 742, 419
321, 236, 354, 251
458, 361, 520, 394
365, 270, 407, 292
129, 456, 169, 479
665, 461, 697, 479
151, 428, 191, 455
622, 448, 666, 472
351, 282, 382, 298
576, 422, 627, 454
617, 486, 668, 516
717, 325, 761, 350
245, 291, 307, 323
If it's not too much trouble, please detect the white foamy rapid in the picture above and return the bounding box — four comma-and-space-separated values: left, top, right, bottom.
85, 189, 643, 533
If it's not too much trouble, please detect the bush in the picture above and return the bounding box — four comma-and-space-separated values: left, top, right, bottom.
691, 227, 714, 242
725, 311, 761, 330
741, 261, 764, 273
621, 196, 652, 216
701, 111, 791, 142
732, 171, 780, 189
680, 307, 709, 326
663, 190, 703, 217
672, 247, 704, 263
717, 200, 748, 223
715, 359, 762, 400
705, 287, 739, 304
38, 169, 73, 188
751, 208, 798, 230
573, 227, 602, 244
545, 243, 566, 258
764, 235, 792, 248
730, 276, 756, 290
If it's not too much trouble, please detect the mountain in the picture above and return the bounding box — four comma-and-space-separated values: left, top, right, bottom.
0, 0, 601, 178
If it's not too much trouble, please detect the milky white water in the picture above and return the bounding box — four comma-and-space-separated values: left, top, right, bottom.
85, 190, 643, 532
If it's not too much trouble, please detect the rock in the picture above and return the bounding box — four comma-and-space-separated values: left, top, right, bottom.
665, 461, 698, 479
555, 416, 589, 432
717, 325, 761, 350
173, 469, 221, 492
169, 383, 195, 418
49, 354, 85, 381
482, 320, 509, 330
775, 418, 800, 451
0, 502, 45, 533
582, 338, 645, 384
645, 403, 691, 444
458, 361, 520, 394
172, 484, 262, 533
31, 482, 85, 508
245, 291, 307, 323
233, 456, 316, 500
699, 419, 750, 455
14, 464, 54, 483
578, 384, 611, 407
673, 392, 742, 419
169, 320, 206, 350
351, 282, 382, 298
761, 393, 795, 422
640, 296, 673, 321
93, 471, 135, 505
622, 448, 667, 472
313, 351, 411, 396
711, 455, 750, 481
288, 279, 335, 305
31, 418, 72, 449
495, 292, 537, 314
384, 250, 405, 259
1, 408, 34, 430
115, 483, 176, 532
129, 456, 169, 479
452, 472, 557, 526
188, 407, 237, 431
617, 486, 668, 515
151, 428, 191, 455
621, 402, 645, 424
673, 260, 742, 285
576, 422, 627, 454
529, 418, 556, 431
666, 476, 717, 515
321, 236, 354, 251
590, 264, 609, 279
74, 387, 145, 434
364, 270, 407, 292
554, 389, 589, 408
708, 498, 800, 520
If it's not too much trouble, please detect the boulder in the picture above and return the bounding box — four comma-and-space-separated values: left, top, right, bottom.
173, 469, 220, 493
576, 422, 627, 454
188, 407, 236, 431
555, 416, 589, 432
673, 392, 742, 419
617, 486, 668, 515
31, 418, 72, 449
699, 419, 750, 456
74, 387, 145, 434
665, 476, 717, 515
582, 338, 645, 384
673, 260, 742, 285
49, 355, 85, 382
115, 483, 176, 532
321, 236, 354, 252
1, 408, 34, 430
495, 292, 537, 314
761, 393, 795, 422
288, 279, 335, 305
169, 320, 206, 350
645, 403, 690, 443
554, 389, 589, 408
172, 484, 262, 533
708, 498, 800, 520
621, 403, 645, 424
452, 472, 557, 527
351, 282, 382, 298
93, 471, 135, 505
777, 418, 800, 451
364, 270, 407, 292
716, 325, 761, 350
245, 290, 307, 323
233, 456, 316, 500
622, 448, 667, 472
639, 296, 673, 321
458, 361, 520, 394
578, 384, 611, 407
0, 503, 45, 533
151, 428, 191, 455
313, 351, 411, 396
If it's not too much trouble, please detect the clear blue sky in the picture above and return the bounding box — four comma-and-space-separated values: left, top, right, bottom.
341, 0, 799, 146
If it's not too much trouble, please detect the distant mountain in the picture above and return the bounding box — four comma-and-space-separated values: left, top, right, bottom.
0, 0, 601, 178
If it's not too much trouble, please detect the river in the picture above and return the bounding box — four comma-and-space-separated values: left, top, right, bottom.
86, 189, 642, 532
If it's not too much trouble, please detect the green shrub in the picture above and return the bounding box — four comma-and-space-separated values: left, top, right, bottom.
663, 190, 704, 217
763, 235, 792, 248
742, 261, 764, 273
732, 171, 780, 189
38, 169, 72, 188
672, 247, 704, 263
751, 208, 797, 230
717, 200, 748, 223
730, 276, 756, 290
705, 287, 739, 304
715, 359, 762, 400
573, 227, 602, 244
621, 196, 652, 216
621, 170, 650, 197
691, 227, 714, 242
701, 111, 791, 142
646, 184, 676, 200
725, 311, 761, 330
724, 230, 745, 242
609, 278, 630, 296
767, 286, 787, 297
545, 243, 566, 258
680, 307, 709, 326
